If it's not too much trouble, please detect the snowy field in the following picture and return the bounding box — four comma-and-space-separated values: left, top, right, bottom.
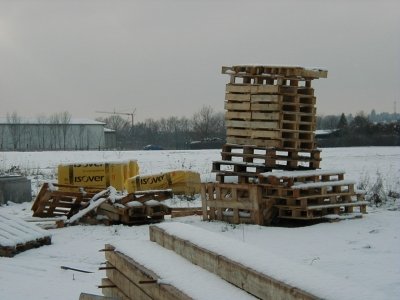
0, 147, 399, 299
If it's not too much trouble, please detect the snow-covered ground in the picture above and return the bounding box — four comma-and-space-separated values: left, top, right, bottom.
0, 147, 399, 299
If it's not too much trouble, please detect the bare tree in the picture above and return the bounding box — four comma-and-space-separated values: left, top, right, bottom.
59, 111, 71, 149
35, 115, 48, 150
0, 124, 6, 150
7, 112, 22, 150
192, 105, 219, 140
49, 113, 60, 149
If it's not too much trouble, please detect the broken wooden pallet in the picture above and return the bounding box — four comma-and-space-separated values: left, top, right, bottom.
32, 183, 173, 225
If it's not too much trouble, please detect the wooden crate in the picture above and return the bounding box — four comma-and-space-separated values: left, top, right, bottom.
32, 183, 99, 218
201, 182, 275, 225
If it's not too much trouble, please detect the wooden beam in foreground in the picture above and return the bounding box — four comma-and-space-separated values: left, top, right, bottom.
149, 225, 320, 300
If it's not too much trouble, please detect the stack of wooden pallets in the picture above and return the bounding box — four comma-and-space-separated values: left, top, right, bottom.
258, 170, 367, 220
202, 65, 367, 224
223, 65, 327, 149
211, 65, 326, 184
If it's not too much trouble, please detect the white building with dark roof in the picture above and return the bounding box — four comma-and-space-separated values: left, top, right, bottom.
0, 117, 115, 151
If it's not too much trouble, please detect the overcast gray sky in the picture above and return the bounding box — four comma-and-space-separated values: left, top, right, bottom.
1, 0, 399, 122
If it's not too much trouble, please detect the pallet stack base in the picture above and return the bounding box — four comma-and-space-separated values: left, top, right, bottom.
202, 170, 367, 224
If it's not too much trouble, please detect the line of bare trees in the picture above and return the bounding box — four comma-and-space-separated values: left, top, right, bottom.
0, 111, 105, 150
96, 105, 226, 150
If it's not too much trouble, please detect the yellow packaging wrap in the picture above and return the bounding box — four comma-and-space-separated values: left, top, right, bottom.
58, 160, 139, 191
125, 170, 201, 196
128, 160, 140, 178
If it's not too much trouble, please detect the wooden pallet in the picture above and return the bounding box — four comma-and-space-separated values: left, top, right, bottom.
259, 169, 344, 186
0, 212, 52, 257
32, 183, 98, 218
0, 236, 51, 257
201, 182, 275, 225
220, 144, 321, 170
212, 160, 272, 184
277, 201, 368, 220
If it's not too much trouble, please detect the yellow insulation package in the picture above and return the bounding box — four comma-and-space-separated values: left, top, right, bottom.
58, 160, 139, 191
125, 170, 201, 196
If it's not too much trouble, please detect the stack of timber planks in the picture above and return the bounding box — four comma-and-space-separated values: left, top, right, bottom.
202, 65, 367, 224
99, 224, 320, 300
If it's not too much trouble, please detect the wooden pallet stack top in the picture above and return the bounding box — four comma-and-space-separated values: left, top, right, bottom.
222, 65, 327, 150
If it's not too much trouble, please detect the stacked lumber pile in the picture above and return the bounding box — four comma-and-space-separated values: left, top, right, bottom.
32, 183, 172, 226
202, 65, 367, 224
98, 223, 319, 300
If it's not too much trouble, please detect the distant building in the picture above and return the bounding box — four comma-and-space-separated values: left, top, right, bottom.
0, 118, 116, 151
104, 128, 117, 149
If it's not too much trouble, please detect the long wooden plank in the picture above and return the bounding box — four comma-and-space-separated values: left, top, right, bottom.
225, 93, 251, 101
226, 128, 281, 139
225, 111, 251, 120
105, 245, 190, 300
79, 292, 116, 300
224, 102, 251, 111
251, 103, 280, 111
251, 94, 281, 103
150, 225, 318, 300
251, 112, 280, 120
225, 84, 280, 94
226, 137, 282, 148
225, 120, 279, 129
101, 278, 130, 300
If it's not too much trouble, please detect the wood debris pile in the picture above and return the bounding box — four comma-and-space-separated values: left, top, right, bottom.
32, 183, 173, 226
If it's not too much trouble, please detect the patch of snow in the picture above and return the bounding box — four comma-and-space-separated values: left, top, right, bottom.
261, 169, 346, 179
144, 200, 161, 206
292, 179, 356, 189
126, 201, 143, 207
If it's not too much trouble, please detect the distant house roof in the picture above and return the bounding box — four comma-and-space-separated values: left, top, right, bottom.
0, 117, 105, 125
104, 128, 116, 132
